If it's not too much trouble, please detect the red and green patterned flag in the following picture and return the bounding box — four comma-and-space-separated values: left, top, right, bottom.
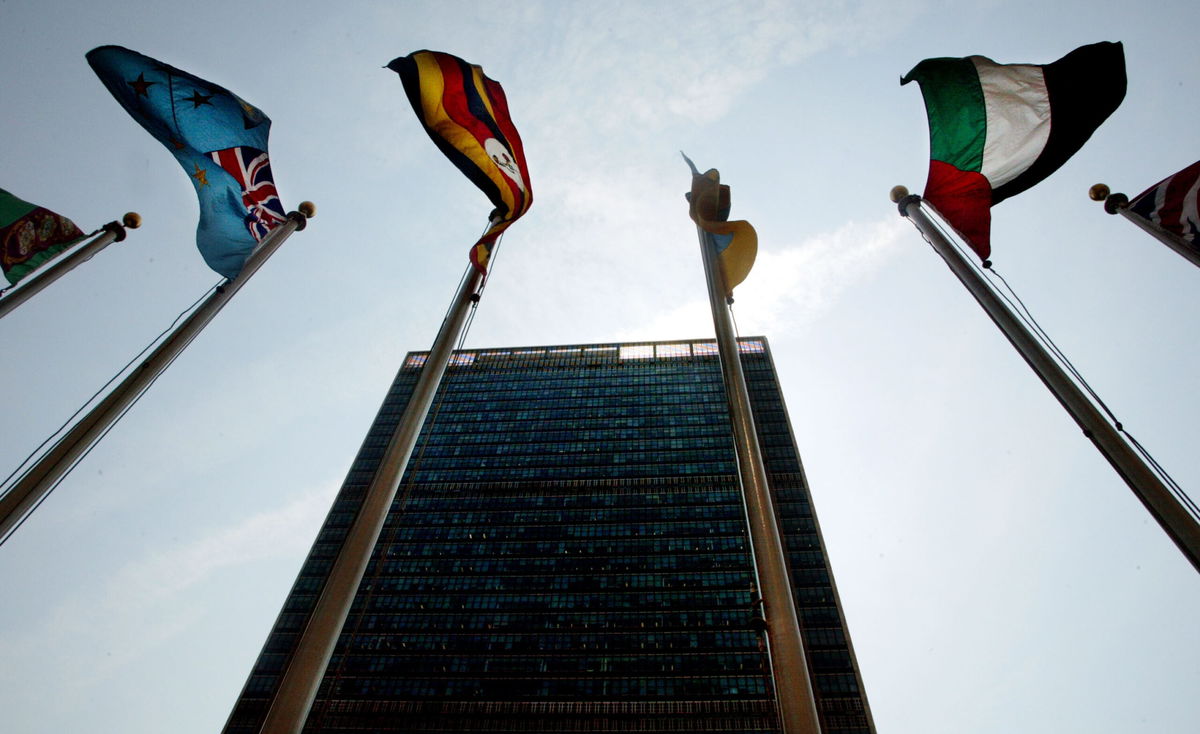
0, 188, 87, 286
902, 42, 1125, 258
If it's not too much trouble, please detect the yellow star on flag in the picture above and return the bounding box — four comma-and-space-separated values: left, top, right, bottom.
191, 163, 209, 186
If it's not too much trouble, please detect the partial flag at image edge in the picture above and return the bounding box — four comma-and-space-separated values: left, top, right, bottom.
1128, 160, 1200, 250
0, 188, 86, 286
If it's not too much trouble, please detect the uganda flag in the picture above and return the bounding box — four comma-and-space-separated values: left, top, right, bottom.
683, 155, 757, 295
902, 42, 1125, 259
388, 51, 532, 274
0, 188, 86, 286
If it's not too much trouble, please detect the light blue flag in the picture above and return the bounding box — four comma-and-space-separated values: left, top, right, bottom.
86, 45, 286, 279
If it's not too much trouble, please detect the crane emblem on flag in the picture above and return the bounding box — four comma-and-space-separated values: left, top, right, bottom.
485, 138, 526, 192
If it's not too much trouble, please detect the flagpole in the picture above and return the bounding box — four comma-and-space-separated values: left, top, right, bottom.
893, 188, 1200, 573
694, 225, 822, 734
258, 259, 486, 734
0, 213, 142, 321
0, 203, 314, 541
1088, 183, 1200, 270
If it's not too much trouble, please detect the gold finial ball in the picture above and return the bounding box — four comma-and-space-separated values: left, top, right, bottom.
889, 185, 910, 203
298, 201, 317, 218
1088, 183, 1110, 201
122, 212, 142, 229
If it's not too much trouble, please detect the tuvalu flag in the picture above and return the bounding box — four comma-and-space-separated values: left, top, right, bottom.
388, 50, 532, 274
683, 154, 757, 295
87, 45, 286, 279
1128, 160, 1200, 251
0, 188, 87, 286
902, 41, 1125, 259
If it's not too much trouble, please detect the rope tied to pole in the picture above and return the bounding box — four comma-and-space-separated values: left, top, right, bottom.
310, 219, 501, 730
898, 193, 1200, 528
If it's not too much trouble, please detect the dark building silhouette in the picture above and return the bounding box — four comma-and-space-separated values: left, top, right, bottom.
224, 338, 873, 733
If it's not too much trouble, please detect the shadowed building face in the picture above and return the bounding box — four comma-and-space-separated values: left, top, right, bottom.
223, 337, 874, 734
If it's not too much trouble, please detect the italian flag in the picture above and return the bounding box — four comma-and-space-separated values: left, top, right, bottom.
902, 41, 1125, 259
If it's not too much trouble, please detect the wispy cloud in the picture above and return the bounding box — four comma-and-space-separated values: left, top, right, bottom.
620, 217, 906, 341
0, 482, 336, 695
735, 217, 906, 332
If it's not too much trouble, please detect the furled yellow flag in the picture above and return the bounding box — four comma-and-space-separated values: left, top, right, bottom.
684, 154, 756, 295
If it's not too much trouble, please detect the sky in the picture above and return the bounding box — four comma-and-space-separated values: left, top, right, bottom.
1, 1, 1198, 732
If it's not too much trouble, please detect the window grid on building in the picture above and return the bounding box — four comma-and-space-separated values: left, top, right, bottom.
223, 338, 873, 734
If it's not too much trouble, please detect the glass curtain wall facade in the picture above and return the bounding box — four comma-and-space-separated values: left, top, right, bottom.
224, 337, 873, 733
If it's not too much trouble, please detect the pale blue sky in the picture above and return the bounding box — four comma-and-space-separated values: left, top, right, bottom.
1, 1, 1198, 733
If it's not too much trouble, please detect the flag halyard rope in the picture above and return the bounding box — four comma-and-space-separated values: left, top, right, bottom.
310, 222, 498, 728
909, 210, 1200, 526
0, 280, 222, 547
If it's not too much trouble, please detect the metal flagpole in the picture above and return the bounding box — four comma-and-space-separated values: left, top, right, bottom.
694, 226, 822, 734
893, 188, 1200, 573
1088, 183, 1200, 270
259, 259, 486, 734
0, 212, 142, 321
0, 203, 314, 541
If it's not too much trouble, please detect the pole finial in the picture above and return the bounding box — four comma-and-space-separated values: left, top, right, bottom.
890, 185, 910, 203
298, 201, 317, 218
1088, 183, 1110, 201
122, 212, 142, 229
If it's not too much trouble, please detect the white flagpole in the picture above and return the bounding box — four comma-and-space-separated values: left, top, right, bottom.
0, 203, 314, 541
0, 213, 142, 321
893, 187, 1200, 573
258, 257, 486, 734
1088, 183, 1200, 270
693, 223, 822, 734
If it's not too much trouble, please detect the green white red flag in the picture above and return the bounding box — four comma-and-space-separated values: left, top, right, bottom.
902, 41, 1126, 258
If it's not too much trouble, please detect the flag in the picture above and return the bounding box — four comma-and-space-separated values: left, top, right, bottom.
388, 50, 532, 274
0, 188, 87, 286
86, 45, 286, 279
1128, 160, 1200, 250
902, 41, 1125, 259
683, 155, 757, 295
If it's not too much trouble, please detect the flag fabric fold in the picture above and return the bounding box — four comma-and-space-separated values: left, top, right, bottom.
902, 41, 1126, 258
388, 50, 532, 274
86, 45, 286, 279
0, 188, 87, 286
1128, 160, 1200, 251
684, 155, 757, 295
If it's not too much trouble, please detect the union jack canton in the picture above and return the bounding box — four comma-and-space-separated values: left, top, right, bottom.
209, 146, 287, 242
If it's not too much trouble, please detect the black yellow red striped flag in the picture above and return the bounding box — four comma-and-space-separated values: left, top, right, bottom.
388, 50, 532, 273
